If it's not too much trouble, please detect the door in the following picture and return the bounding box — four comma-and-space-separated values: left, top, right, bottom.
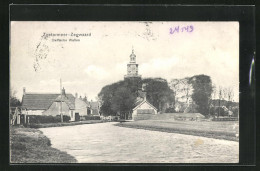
75, 113, 80, 121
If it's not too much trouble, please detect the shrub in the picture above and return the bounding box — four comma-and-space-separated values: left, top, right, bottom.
231, 107, 239, 117
63, 115, 71, 122
165, 107, 176, 113
28, 115, 71, 124
210, 107, 227, 117
84, 115, 100, 120
11, 142, 26, 151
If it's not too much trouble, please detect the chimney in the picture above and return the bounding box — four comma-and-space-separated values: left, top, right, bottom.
144, 92, 147, 101
75, 93, 78, 98
23, 87, 26, 95
83, 95, 87, 101
62, 87, 66, 95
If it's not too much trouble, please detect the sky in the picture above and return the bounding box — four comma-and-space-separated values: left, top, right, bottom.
10, 21, 239, 101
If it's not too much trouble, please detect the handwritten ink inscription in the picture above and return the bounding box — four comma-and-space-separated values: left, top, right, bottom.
169, 25, 194, 34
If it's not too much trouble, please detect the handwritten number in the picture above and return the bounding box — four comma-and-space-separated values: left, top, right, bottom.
174, 26, 179, 33
181, 26, 188, 32
170, 25, 194, 34
189, 25, 194, 32
170, 28, 173, 34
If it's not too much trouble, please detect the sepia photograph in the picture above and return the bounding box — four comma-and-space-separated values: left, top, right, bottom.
10, 21, 239, 163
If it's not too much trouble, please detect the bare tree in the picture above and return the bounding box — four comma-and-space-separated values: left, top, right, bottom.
226, 87, 234, 108
209, 84, 217, 115
169, 79, 180, 105
226, 87, 234, 101
222, 87, 229, 101
182, 79, 191, 105
217, 86, 224, 118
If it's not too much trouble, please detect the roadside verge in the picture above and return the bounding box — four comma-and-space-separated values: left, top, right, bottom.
116, 120, 239, 142
10, 126, 77, 163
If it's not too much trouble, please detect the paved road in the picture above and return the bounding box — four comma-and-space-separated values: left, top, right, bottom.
40, 122, 238, 163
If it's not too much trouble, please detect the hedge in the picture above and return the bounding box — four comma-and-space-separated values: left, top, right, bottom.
28, 115, 70, 124
83, 115, 100, 120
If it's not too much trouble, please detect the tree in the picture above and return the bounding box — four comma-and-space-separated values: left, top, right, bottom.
189, 75, 213, 115
209, 84, 217, 115
142, 78, 175, 112
98, 83, 119, 116
169, 79, 180, 105
10, 88, 21, 107
182, 79, 192, 104
98, 78, 140, 116
111, 87, 136, 119
98, 77, 175, 117
217, 86, 224, 118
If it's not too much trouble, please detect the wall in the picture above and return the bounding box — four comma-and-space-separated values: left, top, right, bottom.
25, 110, 45, 115
91, 109, 99, 115
74, 98, 88, 116
133, 114, 154, 121
43, 102, 71, 116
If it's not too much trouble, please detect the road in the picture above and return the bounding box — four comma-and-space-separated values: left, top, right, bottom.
40, 122, 238, 163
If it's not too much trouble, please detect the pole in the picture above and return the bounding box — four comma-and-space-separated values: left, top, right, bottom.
218, 98, 220, 118
60, 78, 63, 122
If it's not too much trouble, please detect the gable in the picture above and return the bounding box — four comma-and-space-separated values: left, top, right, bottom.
75, 98, 88, 109
133, 100, 157, 111
43, 101, 71, 115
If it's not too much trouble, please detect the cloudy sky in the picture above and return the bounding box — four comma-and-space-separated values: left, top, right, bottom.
11, 21, 239, 101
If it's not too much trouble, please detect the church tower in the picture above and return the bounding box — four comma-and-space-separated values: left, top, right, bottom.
124, 47, 141, 79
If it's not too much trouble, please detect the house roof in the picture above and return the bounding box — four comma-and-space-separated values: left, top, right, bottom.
21, 93, 75, 110
133, 98, 157, 111
90, 101, 99, 109
75, 98, 90, 109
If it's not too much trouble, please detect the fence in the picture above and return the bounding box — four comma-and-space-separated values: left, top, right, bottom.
212, 117, 238, 121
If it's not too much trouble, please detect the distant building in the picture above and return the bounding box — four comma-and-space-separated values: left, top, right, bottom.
131, 85, 158, 121
124, 48, 141, 79
89, 100, 100, 115
132, 96, 158, 120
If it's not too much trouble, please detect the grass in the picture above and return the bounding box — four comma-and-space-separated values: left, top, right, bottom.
10, 126, 77, 163
28, 120, 104, 128
116, 119, 239, 142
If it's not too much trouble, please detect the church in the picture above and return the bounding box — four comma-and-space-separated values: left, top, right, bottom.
124, 48, 158, 120
124, 48, 141, 79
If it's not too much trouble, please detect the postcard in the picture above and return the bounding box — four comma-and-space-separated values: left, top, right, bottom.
10, 21, 239, 163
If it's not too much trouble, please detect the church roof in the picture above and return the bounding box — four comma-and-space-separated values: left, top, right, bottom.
133, 98, 157, 111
